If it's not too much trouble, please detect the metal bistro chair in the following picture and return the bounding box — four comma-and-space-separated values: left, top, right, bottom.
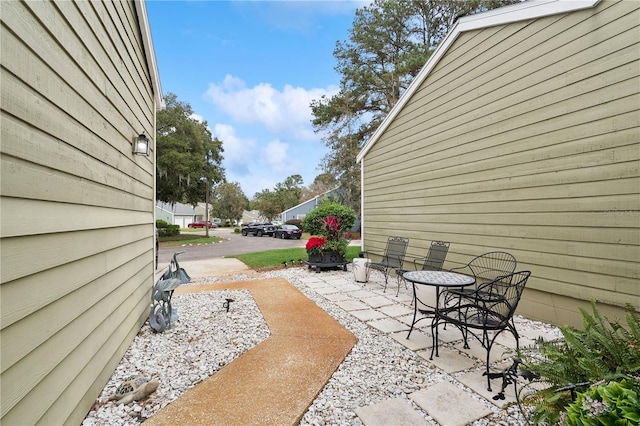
361, 236, 409, 291
442, 251, 517, 306
394, 240, 450, 296
432, 270, 531, 391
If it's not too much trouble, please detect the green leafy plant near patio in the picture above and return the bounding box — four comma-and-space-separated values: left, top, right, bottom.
563, 379, 639, 425
519, 301, 640, 425
302, 202, 356, 259
156, 219, 180, 237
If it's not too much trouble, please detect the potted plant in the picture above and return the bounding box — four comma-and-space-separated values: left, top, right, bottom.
302, 202, 356, 270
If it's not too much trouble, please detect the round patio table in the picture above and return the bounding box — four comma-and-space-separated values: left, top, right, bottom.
403, 270, 475, 355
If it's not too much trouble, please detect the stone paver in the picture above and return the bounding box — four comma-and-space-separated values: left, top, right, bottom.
323, 292, 352, 302
348, 289, 380, 299
355, 398, 428, 426
433, 323, 466, 343
361, 295, 395, 308
417, 346, 477, 373
368, 317, 407, 333
410, 381, 493, 426
457, 365, 517, 408
378, 304, 413, 317
302, 279, 330, 288
313, 286, 339, 295
390, 330, 432, 351
350, 309, 388, 322
396, 314, 416, 326
339, 283, 364, 292
335, 299, 371, 311
455, 340, 513, 363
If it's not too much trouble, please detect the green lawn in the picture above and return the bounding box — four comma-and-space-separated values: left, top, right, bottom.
229, 246, 362, 269
159, 234, 223, 247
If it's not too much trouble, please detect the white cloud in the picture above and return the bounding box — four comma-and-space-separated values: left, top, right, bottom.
213, 123, 255, 175
204, 75, 338, 140
262, 139, 294, 173
190, 113, 204, 123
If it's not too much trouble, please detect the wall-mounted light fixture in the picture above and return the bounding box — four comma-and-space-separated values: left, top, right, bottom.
133, 132, 151, 156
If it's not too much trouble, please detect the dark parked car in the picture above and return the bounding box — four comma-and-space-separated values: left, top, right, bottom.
187, 221, 217, 229
241, 222, 275, 237
273, 225, 302, 239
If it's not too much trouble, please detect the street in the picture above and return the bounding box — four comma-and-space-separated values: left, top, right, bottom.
157, 228, 307, 265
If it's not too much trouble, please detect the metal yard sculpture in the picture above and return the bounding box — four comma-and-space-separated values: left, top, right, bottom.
148, 251, 190, 332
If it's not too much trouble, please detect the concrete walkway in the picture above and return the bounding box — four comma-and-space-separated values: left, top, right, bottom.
144, 278, 357, 426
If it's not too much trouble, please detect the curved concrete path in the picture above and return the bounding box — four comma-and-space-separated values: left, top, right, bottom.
144, 278, 357, 426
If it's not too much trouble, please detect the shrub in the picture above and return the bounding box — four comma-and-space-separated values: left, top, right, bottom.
520, 301, 640, 425
156, 219, 179, 237
301, 202, 356, 236
563, 379, 640, 425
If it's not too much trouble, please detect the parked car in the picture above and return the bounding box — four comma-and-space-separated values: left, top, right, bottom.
273, 224, 302, 239
187, 221, 217, 229
241, 222, 275, 237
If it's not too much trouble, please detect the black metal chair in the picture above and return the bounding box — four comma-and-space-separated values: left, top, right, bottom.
442, 251, 517, 305
394, 240, 450, 296
432, 270, 531, 391
361, 236, 409, 289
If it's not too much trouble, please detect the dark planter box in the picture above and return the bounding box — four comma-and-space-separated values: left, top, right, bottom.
306, 251, 348, 273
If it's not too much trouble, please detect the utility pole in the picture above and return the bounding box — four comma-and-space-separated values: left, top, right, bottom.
205, 177, 210, 238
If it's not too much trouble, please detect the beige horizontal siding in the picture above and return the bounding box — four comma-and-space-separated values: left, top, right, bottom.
361, 0, 640, 327
1, 0, 158, 424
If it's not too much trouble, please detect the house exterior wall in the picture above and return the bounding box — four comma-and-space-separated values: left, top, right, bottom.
156, 206, 174, 224
0, 1, 161, 424
359, 0, 639, 328
282, 199, 318, 222
281, 189, 342, 223
156, 202, 197, 227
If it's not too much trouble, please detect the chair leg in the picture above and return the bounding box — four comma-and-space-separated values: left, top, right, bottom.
382, 269, 390, 292
484, 331, 493, 391
395, 274, 405, 297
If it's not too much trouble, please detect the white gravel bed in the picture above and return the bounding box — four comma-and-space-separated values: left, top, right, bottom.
82, 289, 269, 425
82, 266, 559, 425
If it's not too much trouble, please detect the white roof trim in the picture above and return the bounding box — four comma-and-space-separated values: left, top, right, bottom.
134, 0, 165, 110
356, 0, 599, 163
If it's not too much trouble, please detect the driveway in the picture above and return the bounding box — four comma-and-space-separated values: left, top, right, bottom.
157, 228, 307, 265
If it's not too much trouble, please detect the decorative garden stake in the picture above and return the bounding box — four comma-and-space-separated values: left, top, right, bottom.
223, 298, 234, 313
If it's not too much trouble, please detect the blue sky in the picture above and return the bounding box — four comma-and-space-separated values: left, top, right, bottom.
146, 1, 368, 199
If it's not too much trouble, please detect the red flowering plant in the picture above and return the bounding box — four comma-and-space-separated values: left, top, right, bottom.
318, 215, 348, 258
305, 236, 327, 256
302, 202, 357, 260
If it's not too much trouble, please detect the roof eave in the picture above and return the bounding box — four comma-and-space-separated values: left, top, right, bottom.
134, 0, 165, 110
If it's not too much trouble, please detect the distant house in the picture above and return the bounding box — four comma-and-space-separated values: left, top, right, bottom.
156, 201, 198, 227
357, 0, 639, 328
195, 203, 224, 225
1, 1, 162, 424
242, 209, 264, 225
281, 189, 340, 223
